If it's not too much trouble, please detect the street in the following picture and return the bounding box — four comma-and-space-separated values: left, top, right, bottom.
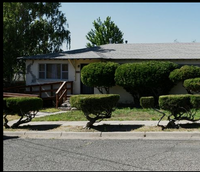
3, 137, 200, 171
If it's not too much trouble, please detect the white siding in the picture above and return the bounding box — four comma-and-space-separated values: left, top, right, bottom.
25, 58, 200, 104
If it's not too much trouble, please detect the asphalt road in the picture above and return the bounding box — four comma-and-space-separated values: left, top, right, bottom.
3, 137, 200, 171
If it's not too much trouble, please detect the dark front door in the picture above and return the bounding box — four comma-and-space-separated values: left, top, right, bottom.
80, 64, 94, 94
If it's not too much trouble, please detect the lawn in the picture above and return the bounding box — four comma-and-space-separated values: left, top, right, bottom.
32, 107, 200, 122
4, 107, 200, 132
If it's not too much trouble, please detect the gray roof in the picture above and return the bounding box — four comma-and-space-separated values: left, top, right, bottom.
19, 42, 200, 60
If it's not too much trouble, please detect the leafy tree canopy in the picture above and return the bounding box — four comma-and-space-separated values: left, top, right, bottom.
86, 16, 124, 47
81, 62, 120, 94
3, 2, 71, 85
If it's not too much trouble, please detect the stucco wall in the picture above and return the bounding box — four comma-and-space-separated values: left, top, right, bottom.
25, 59, 200, 104
25, 59, 101, 94
71, 59, 101, 94
26, 59, 74, 85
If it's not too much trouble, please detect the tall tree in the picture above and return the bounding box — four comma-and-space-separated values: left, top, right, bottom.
3, 2, 71, 85
86, 16, 124, 47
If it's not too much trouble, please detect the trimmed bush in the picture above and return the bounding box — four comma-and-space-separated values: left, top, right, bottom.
190, 95, 200, 109
159, 95, 191, 115
159, 94, 200, 121
115, 60, 178, 107
4, 97, 43, 116
183, 77, 200, 93
81, 62, 120, 93
140, 96, 155, 109
169, 65, 200, 83
140, 94, 200, 129
70, 94, 120, 127
3, 97, 43, 128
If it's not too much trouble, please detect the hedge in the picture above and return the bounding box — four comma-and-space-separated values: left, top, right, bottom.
183, 77, 200, 93
70, 94, 120, 127
3, 97, 43, 128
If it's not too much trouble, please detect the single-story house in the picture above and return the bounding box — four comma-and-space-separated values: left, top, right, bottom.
19, 42, 200, 104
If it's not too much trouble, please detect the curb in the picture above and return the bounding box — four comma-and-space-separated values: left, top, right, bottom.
3, 131, 200, 140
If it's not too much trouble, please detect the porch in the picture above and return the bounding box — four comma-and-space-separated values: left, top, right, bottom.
3, 81, 73, 108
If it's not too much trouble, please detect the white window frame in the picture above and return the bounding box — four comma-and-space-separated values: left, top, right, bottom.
38, 63, 69, 80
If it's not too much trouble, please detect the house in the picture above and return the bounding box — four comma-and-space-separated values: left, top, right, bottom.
19, 42, 200, 105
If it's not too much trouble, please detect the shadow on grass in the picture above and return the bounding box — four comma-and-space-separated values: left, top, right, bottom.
90, 124, 144, 132
16, 124, 62, 131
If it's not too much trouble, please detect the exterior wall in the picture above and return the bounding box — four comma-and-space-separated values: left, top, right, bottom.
109, 86, 133, 104
26, 59, 74, 85
25, 58, 200, 104
169, 82, 188, 94
93, 86, 133, 104
25, 59, 101, 95
107, 59, 200, 103
71, 59, 101, 94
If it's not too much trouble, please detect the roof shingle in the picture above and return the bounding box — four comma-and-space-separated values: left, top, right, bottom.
19, 42, 200, 60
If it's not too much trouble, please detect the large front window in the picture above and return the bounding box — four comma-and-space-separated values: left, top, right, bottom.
39, 64, 68, 79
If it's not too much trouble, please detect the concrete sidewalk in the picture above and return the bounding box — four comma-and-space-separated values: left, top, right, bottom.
4, 130, 200, 140
4, 115, 200, 140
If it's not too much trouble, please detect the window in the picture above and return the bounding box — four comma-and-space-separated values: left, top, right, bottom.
62, 64, 68, 79
39, 64, 68, 79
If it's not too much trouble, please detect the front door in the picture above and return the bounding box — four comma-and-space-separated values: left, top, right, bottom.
80, 64, 94, 94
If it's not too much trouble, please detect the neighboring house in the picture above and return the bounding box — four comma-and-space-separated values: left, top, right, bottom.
19, 42, 200, 104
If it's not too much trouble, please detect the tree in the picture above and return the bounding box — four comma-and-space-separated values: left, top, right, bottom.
86, 16, 124, 47
115, 61, 178, 107
3, 2, 71, 86
81, 62, 120, 94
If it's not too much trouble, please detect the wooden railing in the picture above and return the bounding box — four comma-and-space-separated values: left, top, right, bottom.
3, 81, 73, 108
55, 81, 73, 108
3, 92, 39, 98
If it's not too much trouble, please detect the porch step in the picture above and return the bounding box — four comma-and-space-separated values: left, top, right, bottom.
58, 96, 77, 111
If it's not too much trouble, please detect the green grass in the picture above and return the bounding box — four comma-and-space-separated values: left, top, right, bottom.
32, 107, 200, 122
39, 108, 61, 113
4, 107, 200, 132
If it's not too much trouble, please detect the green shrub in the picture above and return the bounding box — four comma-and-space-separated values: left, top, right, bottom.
140, 96, 155, 109
159, 95, 191, 114
4, 97, 43, 116
159, 94, 200, 121
115, 61, 178, 107
81, 62, 120, 93
190, 95, 200, 109
140, 94, 200, 129
169, 65, 200, 83
183, 78, 200, 93
70, 94, 120, 127
3, 97, 43, 128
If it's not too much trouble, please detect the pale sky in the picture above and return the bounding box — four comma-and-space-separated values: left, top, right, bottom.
60, 2, 200, 50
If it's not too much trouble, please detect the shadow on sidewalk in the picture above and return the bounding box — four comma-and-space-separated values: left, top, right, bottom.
3, 135, 19, 140
91, 124, 144, 132
15, 124, 62, 131
179, 123, 200, 129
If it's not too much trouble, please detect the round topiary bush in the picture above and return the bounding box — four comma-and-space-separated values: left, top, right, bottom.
81, 62, 120, 93
70, 94, 120, 128
183, 77, 200, 93
169, 65, 200, 83
115, 60, 178, 107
